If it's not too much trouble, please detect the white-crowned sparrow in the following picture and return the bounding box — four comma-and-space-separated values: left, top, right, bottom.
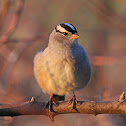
34, 23, 91, 111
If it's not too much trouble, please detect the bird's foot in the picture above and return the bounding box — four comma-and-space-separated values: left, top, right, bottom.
47, 100, 58, 112
49, 98, 53, 112
48, 93, 54, 112
68, 93, 78, 109
47, 94, 61, 112
53, 101, 59, 107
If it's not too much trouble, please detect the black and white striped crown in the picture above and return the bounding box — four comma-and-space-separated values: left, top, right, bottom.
55, 23, 78, 34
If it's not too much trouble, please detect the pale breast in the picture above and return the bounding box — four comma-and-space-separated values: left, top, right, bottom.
34, 45, 91, 95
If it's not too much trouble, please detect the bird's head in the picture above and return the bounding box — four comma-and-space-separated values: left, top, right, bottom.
49, 23, 80, 46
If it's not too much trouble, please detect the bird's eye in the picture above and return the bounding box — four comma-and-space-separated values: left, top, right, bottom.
63, 32, 68, 36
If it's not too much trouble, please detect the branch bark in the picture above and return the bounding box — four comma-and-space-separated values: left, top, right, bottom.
0, 92, 126, 122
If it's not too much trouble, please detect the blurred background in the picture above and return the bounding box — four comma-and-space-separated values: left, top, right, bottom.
0, 0, 126, 125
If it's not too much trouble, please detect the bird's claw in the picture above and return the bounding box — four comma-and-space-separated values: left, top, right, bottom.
68, 94, 78, 109
48, 99, 59, 112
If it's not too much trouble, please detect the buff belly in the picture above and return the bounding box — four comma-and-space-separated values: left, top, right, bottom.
34, 49, 91, 95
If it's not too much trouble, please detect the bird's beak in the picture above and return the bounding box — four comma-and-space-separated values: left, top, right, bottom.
71, 33, 80, 39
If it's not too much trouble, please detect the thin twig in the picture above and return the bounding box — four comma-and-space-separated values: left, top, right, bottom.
0, 0, 25, 47
0, 34, 43, 89
83, 0, 126, 34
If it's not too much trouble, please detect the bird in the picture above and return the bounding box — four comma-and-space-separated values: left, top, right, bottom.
34, 23, 91, 111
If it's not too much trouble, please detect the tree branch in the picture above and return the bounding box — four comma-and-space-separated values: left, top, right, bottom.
83, 0, 126, 34
0, 92, 126, 122
0, 0, 25, 47
0, 34, 44, 89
